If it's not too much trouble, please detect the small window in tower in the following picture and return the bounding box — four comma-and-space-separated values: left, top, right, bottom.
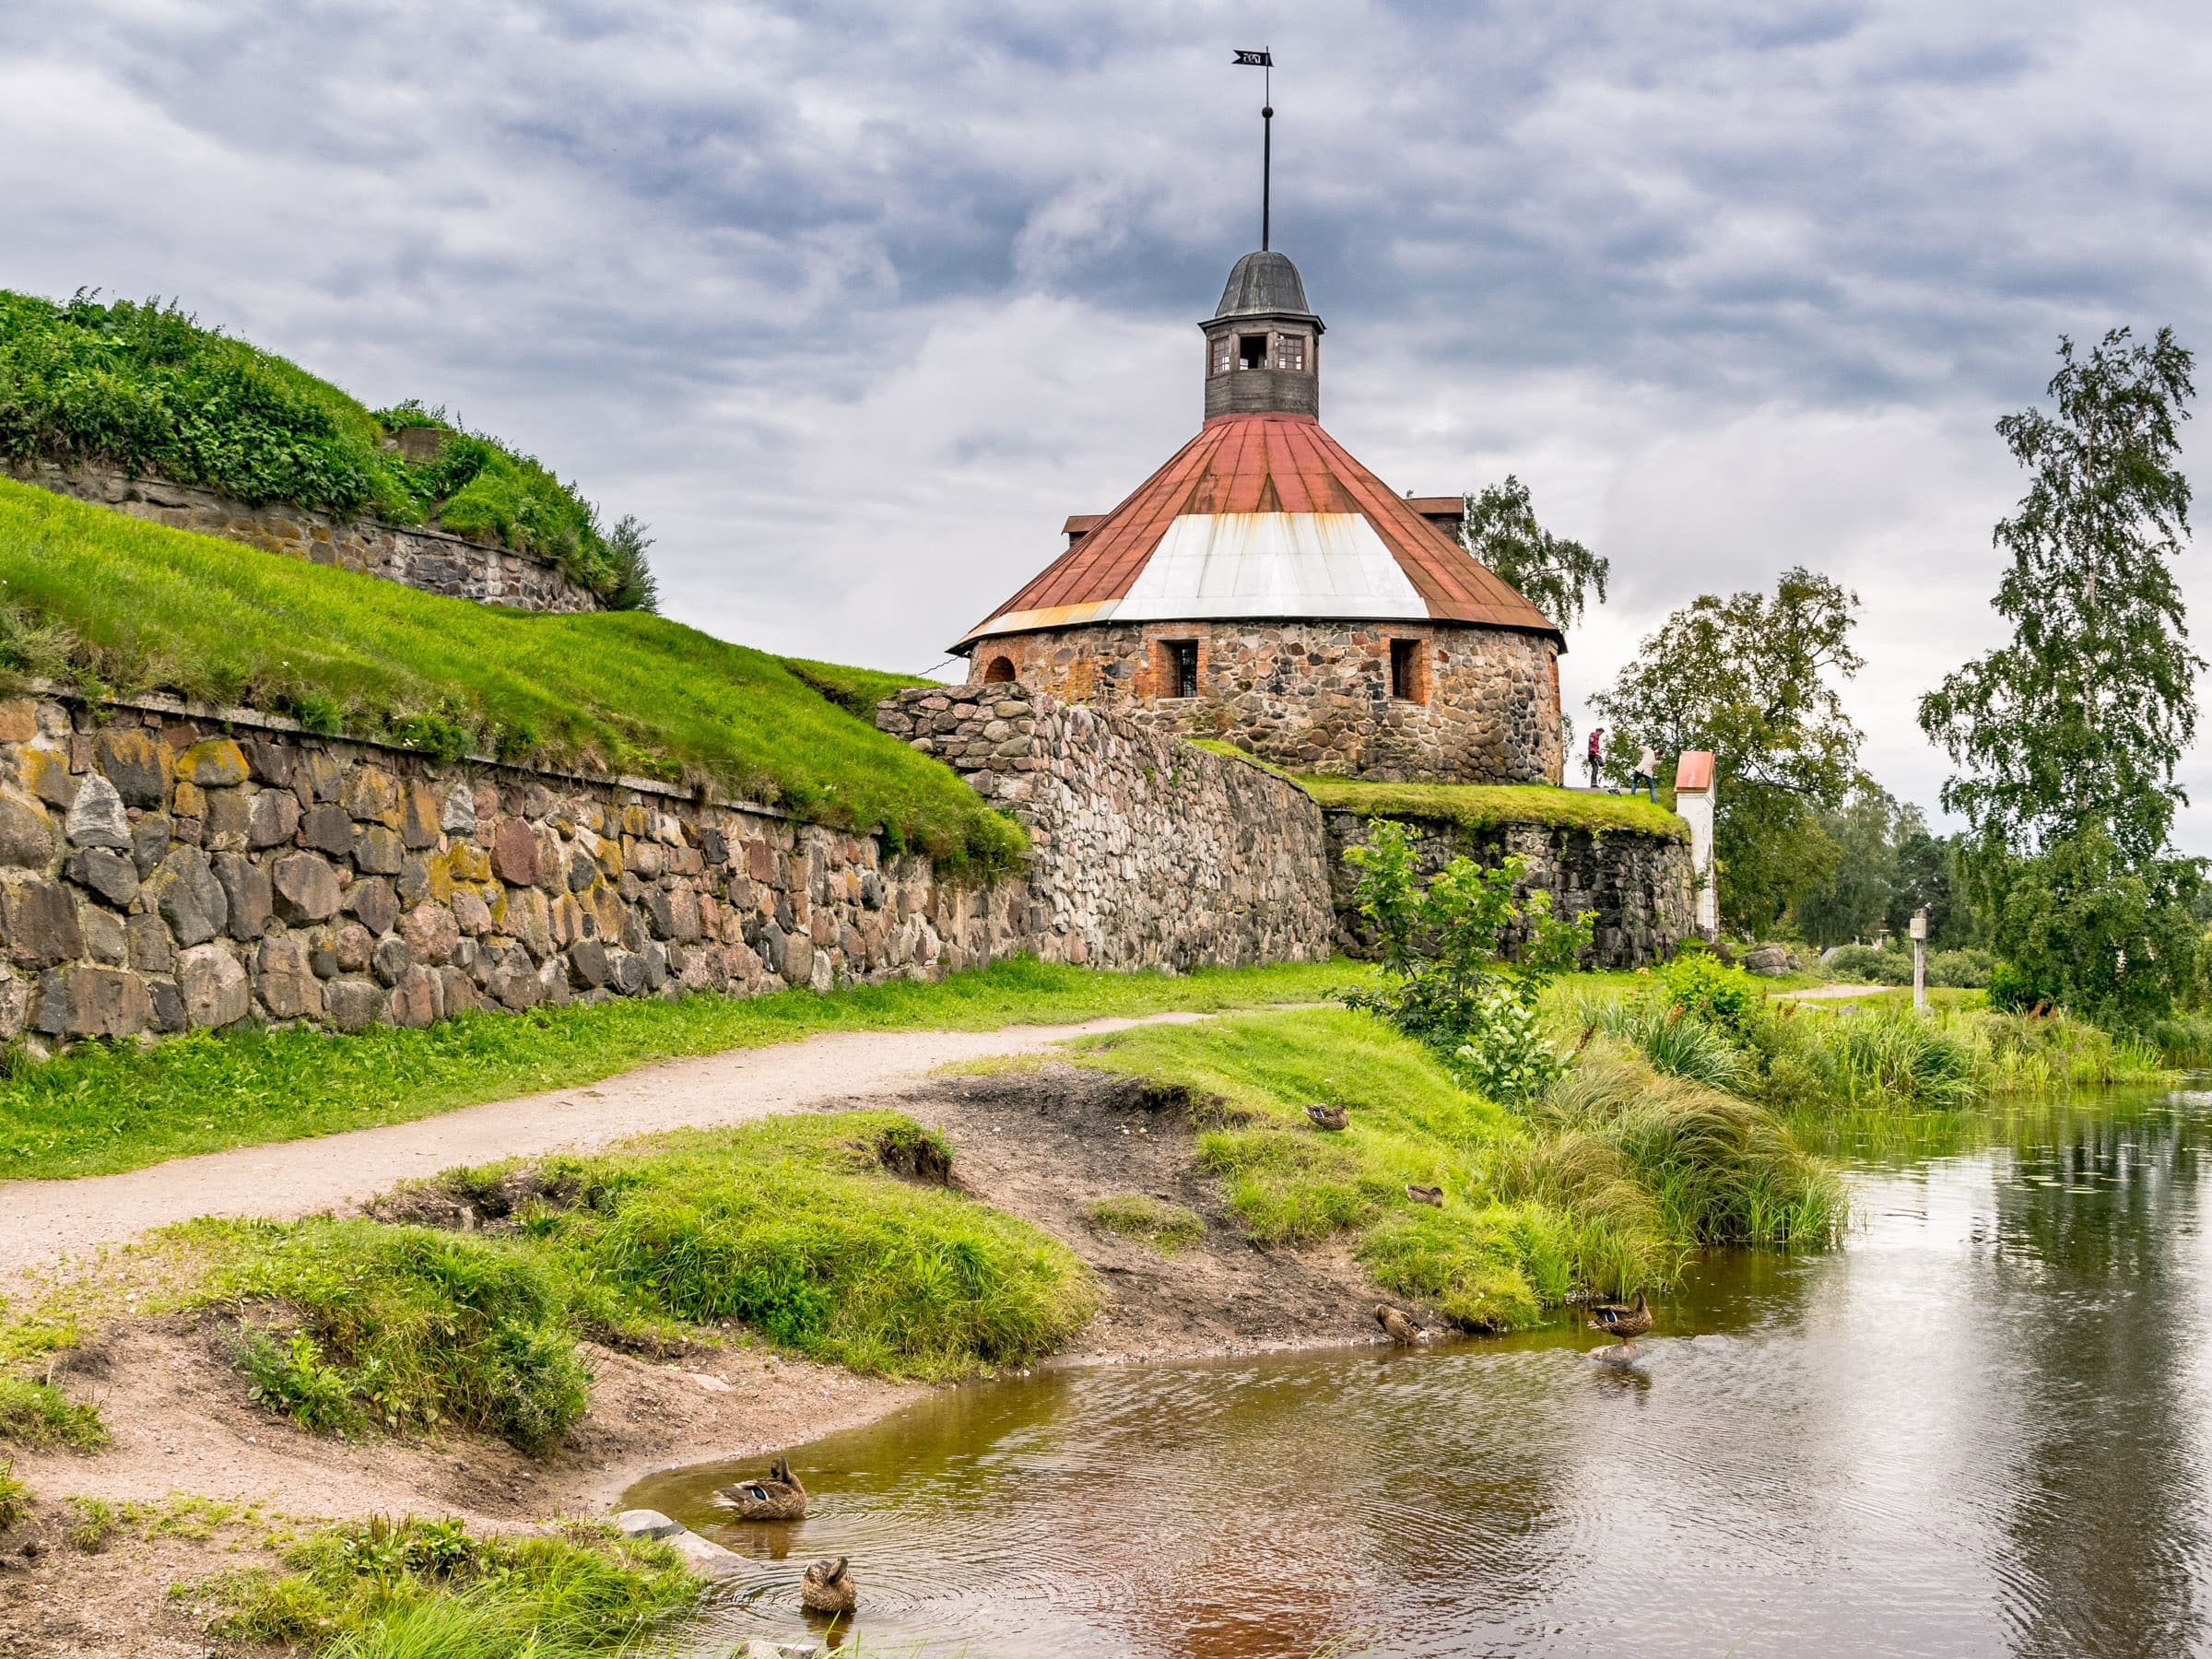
1275, 334, 1306, 371
1211, 335, 1233, 376
1390, 638, 1427, 703
982, 655, 1017, 684
1238, 334, 1268, 371
1159, 639, 1200, 700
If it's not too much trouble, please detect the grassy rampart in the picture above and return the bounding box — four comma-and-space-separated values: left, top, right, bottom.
0, 478, 1023, 867
0, 290, 641, 603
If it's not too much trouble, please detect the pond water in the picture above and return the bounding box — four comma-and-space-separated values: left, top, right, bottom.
626, 1086, 2212, 1656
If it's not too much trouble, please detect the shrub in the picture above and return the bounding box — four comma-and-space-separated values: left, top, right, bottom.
1927, 947, 1994, 989
1339, 818, 1592, 1097
0, 1458, 25, 1531
1826, 944, 1912, 985
1658, 951, 1763, 1039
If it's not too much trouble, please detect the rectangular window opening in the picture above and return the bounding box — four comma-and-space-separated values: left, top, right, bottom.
1390, 638, 1426, 703
1160, 639, 1200, 700
1210, 335, 1233, 376
1237, 334, 1268, 371
1274, 334, 1306, 371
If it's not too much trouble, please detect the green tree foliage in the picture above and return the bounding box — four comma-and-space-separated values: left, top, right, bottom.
1920, 328, 2202, 1020
1460, 475, 1610, 629
0, 291, 655, 607
1338, 819, 1593, 1100
1589, 568, 1866, 934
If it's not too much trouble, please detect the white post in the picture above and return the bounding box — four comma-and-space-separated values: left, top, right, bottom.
1911, 907, 1928, 1012
1672, 751, 1718, 941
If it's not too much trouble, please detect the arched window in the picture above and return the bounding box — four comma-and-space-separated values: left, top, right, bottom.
982, 655, 1018, 684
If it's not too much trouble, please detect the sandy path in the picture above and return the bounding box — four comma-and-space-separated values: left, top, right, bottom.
1774, 982, 1888, 1000
0, 1010, 1213, 1280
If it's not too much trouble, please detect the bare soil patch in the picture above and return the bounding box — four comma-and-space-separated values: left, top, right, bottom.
889, 1062, 1392, 1361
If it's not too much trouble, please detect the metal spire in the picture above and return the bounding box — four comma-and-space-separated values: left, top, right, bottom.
1233, 49, 1275, 251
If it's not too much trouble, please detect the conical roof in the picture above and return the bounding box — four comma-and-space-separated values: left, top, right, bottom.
954, 412, 1562, 651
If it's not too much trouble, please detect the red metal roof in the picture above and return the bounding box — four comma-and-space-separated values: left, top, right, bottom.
1675, 750, 1715, 792
958, 414, 1559, 650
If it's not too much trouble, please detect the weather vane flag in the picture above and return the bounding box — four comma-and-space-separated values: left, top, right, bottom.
1233, 48, 1275, 250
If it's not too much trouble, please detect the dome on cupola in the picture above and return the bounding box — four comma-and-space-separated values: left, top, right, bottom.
1215, 250, 1313, 320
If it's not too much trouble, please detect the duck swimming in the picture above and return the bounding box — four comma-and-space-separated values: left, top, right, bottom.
801, 1555, 856, 1616
712, 1456, 807, 1521
1588, 1288, 1653, 1350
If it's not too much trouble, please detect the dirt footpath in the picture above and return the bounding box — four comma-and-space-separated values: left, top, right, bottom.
0, 1010, 1218, 1283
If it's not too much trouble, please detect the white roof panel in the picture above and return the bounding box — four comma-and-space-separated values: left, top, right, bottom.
1110, 512, 1428, 623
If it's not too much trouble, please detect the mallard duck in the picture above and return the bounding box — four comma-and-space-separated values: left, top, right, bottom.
1406, 1183, 1444, 1206
1305, 1103, 1348, 1132
1588, 1289, 1653, 1348
712, 1456, 807, 1521
1374, 1303, 1426, 1345
801, 1555, 856, 1616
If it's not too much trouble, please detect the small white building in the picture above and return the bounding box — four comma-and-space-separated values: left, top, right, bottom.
1673, 750, 1718, 939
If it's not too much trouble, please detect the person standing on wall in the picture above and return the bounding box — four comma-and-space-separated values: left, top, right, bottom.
1632, 742, 1659, 803
1586, 726, 1605, 790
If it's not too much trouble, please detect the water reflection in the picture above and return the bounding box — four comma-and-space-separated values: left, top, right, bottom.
628, 1087, 2212, 1657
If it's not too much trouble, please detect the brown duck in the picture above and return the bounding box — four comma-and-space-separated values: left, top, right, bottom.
801, 1555, 857, 1616
1305, 1103, 1349, 1132
712, 1456, 807, 1521
1374, 1303, 1426, 1346
1406, 1183, 1444, 1207
1588, 1289, 1653, 1349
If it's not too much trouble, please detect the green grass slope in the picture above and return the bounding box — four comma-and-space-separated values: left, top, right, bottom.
0, 290, 641, 602
1184, 740, 1685, 838
0, 478, 1022, 868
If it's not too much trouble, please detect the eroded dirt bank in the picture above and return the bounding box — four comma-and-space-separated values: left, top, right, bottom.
1, 1060, 1403, 1654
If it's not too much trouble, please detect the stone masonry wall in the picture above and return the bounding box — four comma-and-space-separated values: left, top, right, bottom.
967, 618, 1562, 786
877, 687, 1336, 971
0, 693, 1032, 1048
13, 461, 605, 614
1323, 810, 1694, 971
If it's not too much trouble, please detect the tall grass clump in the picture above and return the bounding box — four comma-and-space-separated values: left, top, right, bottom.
203, 1514, 697, 1657
1518, 1044, 1844, 1250
1789, 1006, 1979, 1109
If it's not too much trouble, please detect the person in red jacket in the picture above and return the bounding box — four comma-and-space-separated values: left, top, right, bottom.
1585, 726, 1604, 791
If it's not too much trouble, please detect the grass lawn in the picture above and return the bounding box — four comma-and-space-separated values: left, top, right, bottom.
0, 478, 1020, 867
0, 957, 1360, 1182
1293, 775, 1688, 839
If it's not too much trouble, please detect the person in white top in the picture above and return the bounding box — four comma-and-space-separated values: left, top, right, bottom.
1631, 743, 1660, 803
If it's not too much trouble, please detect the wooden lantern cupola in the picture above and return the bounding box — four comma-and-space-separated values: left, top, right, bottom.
1201, 251, 1324, 420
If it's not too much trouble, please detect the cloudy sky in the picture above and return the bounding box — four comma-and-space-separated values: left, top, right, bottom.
5, 1, 2210, 842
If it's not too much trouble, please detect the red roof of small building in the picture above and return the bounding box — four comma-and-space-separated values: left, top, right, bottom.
1675, 750, 1715, 792
956, 413, 1560, 651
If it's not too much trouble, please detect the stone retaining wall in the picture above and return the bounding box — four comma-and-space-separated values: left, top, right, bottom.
876, 688, 1336, 971
0, 694, 1030, 1047
1323, 811, 1694, 971
12, 461, 604, 614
